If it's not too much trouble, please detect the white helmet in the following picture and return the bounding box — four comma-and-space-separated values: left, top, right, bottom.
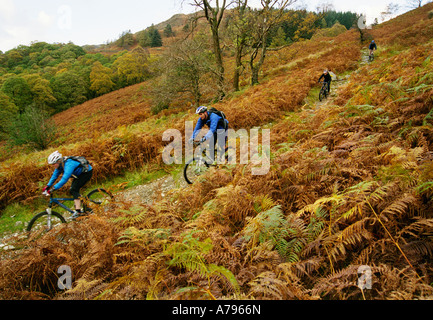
196, 106, 207, 114
48, 151, 62, 164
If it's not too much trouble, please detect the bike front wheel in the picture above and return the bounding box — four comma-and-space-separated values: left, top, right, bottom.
319, 89, 327, 102
184, 157, 211, 185
84, 188, 114, 213
26, 211, 66, 234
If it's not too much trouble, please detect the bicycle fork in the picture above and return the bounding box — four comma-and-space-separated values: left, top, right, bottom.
46, 203, 54, 230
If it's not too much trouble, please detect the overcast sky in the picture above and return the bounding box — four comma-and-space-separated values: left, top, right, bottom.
0, 0, 413, 52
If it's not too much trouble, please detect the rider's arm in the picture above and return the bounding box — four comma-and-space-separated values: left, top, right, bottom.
52, 160, 80, 191
47, 168, 61, 188
192, 118, 204, 140
203, 113, 221, 141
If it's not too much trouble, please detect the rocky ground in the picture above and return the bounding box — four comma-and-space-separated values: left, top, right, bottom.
117, 174, 188, 204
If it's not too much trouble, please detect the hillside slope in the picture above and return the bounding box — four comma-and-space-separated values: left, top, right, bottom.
1, 4, 433, 300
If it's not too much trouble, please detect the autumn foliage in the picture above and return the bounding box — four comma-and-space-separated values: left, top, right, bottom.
1, 3, 433, 300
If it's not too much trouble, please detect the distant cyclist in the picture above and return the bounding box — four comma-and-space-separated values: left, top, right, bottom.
190, 106, 229, 163
43, 151, 93, 219
318, 69, 332, 94
369, 40, 377, 57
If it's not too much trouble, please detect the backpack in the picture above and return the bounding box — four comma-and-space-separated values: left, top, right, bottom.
65, 156, 91, 173
208, 107, 228, 130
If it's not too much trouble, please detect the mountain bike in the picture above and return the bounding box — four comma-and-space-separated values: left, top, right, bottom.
26, 188, 114, 234
369, 51, 375, 62
184, 140, 231, 185
319, 81, 329, 102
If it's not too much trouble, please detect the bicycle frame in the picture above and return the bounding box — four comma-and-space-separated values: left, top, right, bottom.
193, 142, 215, 165
47, 196, 75, 213
43, 190, 81, 214
321, 81, 329, 91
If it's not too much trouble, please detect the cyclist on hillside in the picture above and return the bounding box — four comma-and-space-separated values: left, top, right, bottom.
369, 40, 377, 57
318, 69, 332, 94
190, 106, 229, 163
42, 151, 93, 219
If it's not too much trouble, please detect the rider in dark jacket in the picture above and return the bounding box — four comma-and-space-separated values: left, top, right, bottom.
369, 40, 377, 56
318, 69, 332, 93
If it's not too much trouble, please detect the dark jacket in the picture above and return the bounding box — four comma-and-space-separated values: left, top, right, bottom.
319, 73, 332, 83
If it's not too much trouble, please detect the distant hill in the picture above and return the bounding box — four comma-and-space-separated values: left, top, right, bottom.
152, 13, 191, 31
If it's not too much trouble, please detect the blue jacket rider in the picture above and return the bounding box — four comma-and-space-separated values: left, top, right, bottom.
44, 151, 93, 218
191, 106, 229, 161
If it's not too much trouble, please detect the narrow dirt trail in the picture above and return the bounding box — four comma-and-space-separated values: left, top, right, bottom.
116, 175, 188, 205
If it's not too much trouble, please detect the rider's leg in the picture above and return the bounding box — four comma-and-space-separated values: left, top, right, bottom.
70, 170, 93, 212
216, 129, 228, 164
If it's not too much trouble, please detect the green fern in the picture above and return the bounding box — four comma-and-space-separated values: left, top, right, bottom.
243, 204, 309, 262
307, 206, 329, 241
116, 227, 171, 246
110, 205, 150, 227
164, 229, 240, 296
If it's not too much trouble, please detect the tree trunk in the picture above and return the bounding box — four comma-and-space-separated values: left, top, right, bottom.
210, 27, 226, 99
232, 0, 248, 92
233, 43, 243, 91
200, 0, 227, 100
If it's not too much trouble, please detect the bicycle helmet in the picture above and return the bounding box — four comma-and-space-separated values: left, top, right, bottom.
48, 151, 62, 164
196, 106, 207, 114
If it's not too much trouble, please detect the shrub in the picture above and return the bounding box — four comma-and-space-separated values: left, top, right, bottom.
6, 106, 57, 150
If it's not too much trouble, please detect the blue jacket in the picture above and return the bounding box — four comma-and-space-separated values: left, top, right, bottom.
192, 112, 229, 141
47, 158, 93, 191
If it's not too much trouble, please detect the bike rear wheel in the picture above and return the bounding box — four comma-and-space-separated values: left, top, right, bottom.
184, 157, 211, 185
26, 211, 66, 233
84, 188, 114, 213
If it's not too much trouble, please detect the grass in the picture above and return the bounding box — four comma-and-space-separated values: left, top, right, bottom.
0, 203, 35, 236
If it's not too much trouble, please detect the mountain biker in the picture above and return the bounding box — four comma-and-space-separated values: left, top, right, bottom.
369, 40, 377, 57
42, 151, 93, 219
190, 106, 229, 163
318, 69, 332, 94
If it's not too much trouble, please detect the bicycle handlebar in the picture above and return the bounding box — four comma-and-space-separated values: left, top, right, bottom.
42, 190, 54, 198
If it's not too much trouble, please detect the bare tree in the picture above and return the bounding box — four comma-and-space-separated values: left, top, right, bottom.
380, 3, 400, 21
316, 0, 335, 13
248, 0, 296, 86
189, 0, 235, 100
229, 0, 250, 91
406, 0, 431, 8
151, 36, 214, 111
